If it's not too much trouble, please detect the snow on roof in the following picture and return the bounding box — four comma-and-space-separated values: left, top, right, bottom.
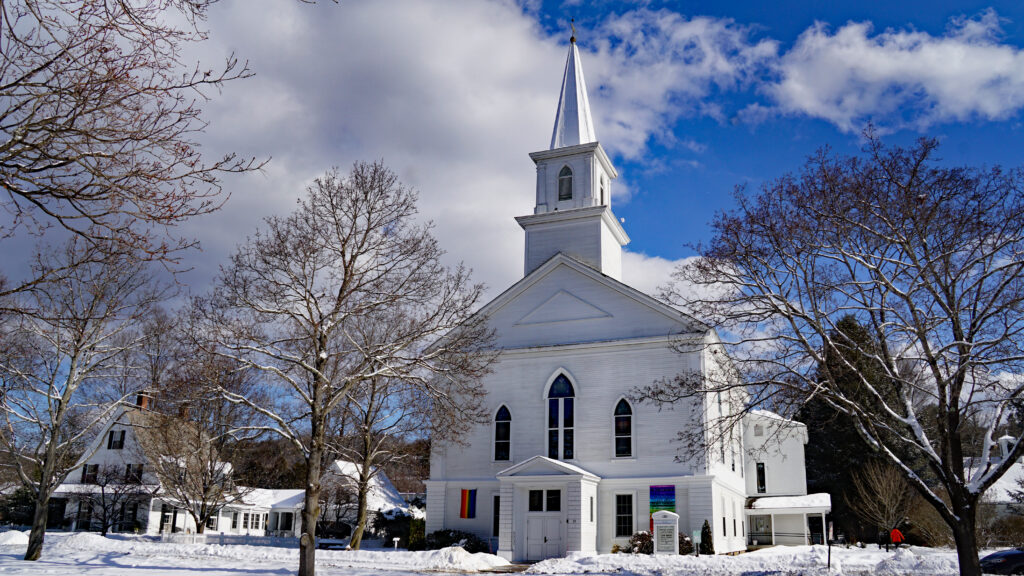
54, 483, 160, 495
748, 409, 793, 422
973, 460, 1024, 504
325, 460, 410, 515
749, 493, 832, 510
243, 488, 305, 509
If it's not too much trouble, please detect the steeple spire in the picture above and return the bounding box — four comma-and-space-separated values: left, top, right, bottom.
550, 28, 596, 150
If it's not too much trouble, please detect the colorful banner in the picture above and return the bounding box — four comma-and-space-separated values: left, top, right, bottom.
460, 489, 477, 519
649, 485, 675, 531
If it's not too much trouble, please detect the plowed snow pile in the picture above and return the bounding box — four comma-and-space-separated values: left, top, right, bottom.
0, 531, 29, 546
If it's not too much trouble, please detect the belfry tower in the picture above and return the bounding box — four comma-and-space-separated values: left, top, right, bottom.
515, 33, 629, 280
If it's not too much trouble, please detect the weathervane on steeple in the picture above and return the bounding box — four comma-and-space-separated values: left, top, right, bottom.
570, 18, 576, 43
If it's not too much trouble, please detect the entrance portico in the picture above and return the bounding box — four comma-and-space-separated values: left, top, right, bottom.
496, 456, 600, 562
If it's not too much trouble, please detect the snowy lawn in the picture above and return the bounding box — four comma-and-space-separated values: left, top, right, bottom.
0, 532, 978, 576
0, 532, 508, 575
530, 545, 963, 575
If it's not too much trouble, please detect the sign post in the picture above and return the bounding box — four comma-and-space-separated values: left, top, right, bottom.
652, 510, 679, 555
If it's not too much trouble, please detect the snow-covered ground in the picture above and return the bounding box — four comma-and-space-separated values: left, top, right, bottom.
0, 532, 507, 575
530, 545, 962, 575
0, 532, 975, 575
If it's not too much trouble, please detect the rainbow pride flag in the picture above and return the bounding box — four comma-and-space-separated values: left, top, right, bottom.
460, 489, 476, 519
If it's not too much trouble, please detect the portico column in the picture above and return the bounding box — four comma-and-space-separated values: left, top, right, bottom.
770, 513, 775, 545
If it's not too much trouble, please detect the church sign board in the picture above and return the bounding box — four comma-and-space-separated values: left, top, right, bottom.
652, 510, 680, 555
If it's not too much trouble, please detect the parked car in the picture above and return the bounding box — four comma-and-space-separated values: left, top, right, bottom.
981, 548, 1024, 575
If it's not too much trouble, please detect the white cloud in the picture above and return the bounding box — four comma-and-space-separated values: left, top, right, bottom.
758, 9, 1024, 132
584, 9, 777, 158
621, 251, 695, 299
178, 1, 774, 299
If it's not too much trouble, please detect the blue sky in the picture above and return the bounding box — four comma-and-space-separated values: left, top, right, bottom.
176, 0, 1024, 298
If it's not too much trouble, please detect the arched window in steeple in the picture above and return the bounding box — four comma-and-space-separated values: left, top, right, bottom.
558, 166, 573, 201
494, 406, 511, 461
614, 399, 632, 457
547, 374, 575, 459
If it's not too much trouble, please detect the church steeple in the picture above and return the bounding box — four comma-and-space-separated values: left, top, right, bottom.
550, 33, 597, 149
516, 31, 629, 280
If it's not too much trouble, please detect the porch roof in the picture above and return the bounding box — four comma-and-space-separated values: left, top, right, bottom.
747, 492, 831, 514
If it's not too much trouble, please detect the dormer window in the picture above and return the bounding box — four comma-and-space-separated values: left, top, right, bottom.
558, 166, 573, 201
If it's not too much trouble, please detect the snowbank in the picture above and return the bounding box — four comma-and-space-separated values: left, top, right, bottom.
0, 530, 29, 546
528, 545, 961, 576
44, 533, 508, 572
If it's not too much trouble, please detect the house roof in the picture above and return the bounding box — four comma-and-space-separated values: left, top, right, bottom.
244, 488, 305, 509
324, 460, 411, 515
970, 459, 1024, 504
748, 493, 832, 511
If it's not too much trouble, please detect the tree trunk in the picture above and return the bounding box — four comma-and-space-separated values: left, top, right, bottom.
298, 439, 324, 576
24, 492, 49, 561
951, 510, 981, 576
349, 480, 371, 549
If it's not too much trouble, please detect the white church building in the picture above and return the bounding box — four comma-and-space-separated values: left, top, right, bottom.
425, 35, 828, 561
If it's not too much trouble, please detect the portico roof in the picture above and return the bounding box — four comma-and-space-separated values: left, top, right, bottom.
496, 455, 600, 480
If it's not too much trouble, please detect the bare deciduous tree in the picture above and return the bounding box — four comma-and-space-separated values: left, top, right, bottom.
849, 461, 913, 538
0, 238, 164, 560
661, 135, 1024, 576
203, 161, 494, 576
0, 0, 261, 293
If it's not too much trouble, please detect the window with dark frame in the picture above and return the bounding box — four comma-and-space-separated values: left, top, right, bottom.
614, 399, 632, 457
529, 490, 544, 512
81, 464, 98, 483
548, 375, 575, 460
494, 406, 511, 461
558, 166, 573, 201
107, 430, 125, 450
546, 490, 561, 512
756, 462, 766, 494
615, 494, 632, 537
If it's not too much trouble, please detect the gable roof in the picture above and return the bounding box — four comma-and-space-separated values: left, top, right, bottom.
452, 253, 708, 352
496, 455, 599, 480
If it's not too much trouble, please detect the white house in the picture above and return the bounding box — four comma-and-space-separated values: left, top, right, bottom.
743, 410, 831, 546
425, 35, 828, 561
52, 401, 305, 537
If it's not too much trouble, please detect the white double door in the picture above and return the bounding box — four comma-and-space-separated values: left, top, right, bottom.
526, 514, 562, 560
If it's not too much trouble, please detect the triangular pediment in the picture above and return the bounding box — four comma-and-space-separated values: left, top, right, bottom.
514, 290, 611, 326
496, 455, 599, 479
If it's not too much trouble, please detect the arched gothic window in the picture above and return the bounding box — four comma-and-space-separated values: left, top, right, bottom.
494, 406, 511, 461
600, 177, 606, 205
547, 375, 575, 459
558, 166, 573, 201
614, 399, 632, 457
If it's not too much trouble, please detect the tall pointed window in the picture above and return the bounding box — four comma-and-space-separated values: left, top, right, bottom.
547, 374, 575, 459
558, 166, 573, 201
494, 406, 511, 461
614, 399, 632, 457
600, 177, 606, 205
